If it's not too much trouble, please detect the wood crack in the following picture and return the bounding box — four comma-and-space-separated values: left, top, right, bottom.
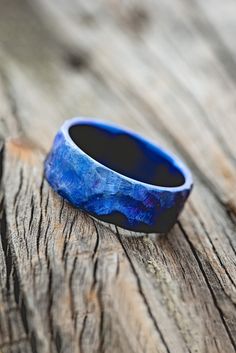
62, 213, 78, 260
14, 168, 23, 206
178, 221, 236, 351
115, 226, 171, 353
12, 268, 29, 336
189, 203, 236, 291
47, 264, 55, 349
97, 284, 105, 353
78, 313, 88, 353
0, 150, 41, 352
29, 194, 35, 232
68, 256, 77, 330
0, 201, 13, 293
92, 220, 100, 260
36, 177, 46, 260
91, 222, 105, 353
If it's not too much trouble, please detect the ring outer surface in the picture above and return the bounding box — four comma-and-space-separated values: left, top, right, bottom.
44, 117, 193, 233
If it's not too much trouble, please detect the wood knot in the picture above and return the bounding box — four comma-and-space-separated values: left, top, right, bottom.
65, 51, 90, 71
124, 6, 150, 34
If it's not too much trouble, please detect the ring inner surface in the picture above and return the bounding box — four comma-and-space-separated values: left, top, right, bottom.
69, 124, 185, 188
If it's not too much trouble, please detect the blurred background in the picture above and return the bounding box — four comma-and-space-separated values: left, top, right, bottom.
0, 0, 236, 197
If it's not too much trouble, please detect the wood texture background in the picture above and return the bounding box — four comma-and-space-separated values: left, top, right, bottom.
0, 0, 236, 352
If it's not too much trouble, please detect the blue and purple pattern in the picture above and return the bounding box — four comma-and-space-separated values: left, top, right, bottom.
44, 118, 193, 233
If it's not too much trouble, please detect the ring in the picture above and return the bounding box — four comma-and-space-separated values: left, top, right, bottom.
44, 117, 193, 233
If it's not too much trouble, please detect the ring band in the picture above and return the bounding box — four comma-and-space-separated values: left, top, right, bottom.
44, 118, 193, 233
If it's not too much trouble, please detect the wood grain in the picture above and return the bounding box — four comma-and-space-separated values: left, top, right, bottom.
0, 0, 235, 352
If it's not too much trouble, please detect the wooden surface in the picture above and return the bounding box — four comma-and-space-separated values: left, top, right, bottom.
0, 0, 236, 352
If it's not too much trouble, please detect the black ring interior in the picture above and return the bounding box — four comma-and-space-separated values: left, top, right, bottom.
69, 124, 185, 187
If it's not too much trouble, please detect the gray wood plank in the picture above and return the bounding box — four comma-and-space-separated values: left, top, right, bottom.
0, 0, 235, 352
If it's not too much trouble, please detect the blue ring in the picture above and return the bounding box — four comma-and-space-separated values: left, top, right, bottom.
44, 117, 193, 233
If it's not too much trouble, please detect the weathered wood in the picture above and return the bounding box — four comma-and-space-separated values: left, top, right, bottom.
0, 0, 236, 352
